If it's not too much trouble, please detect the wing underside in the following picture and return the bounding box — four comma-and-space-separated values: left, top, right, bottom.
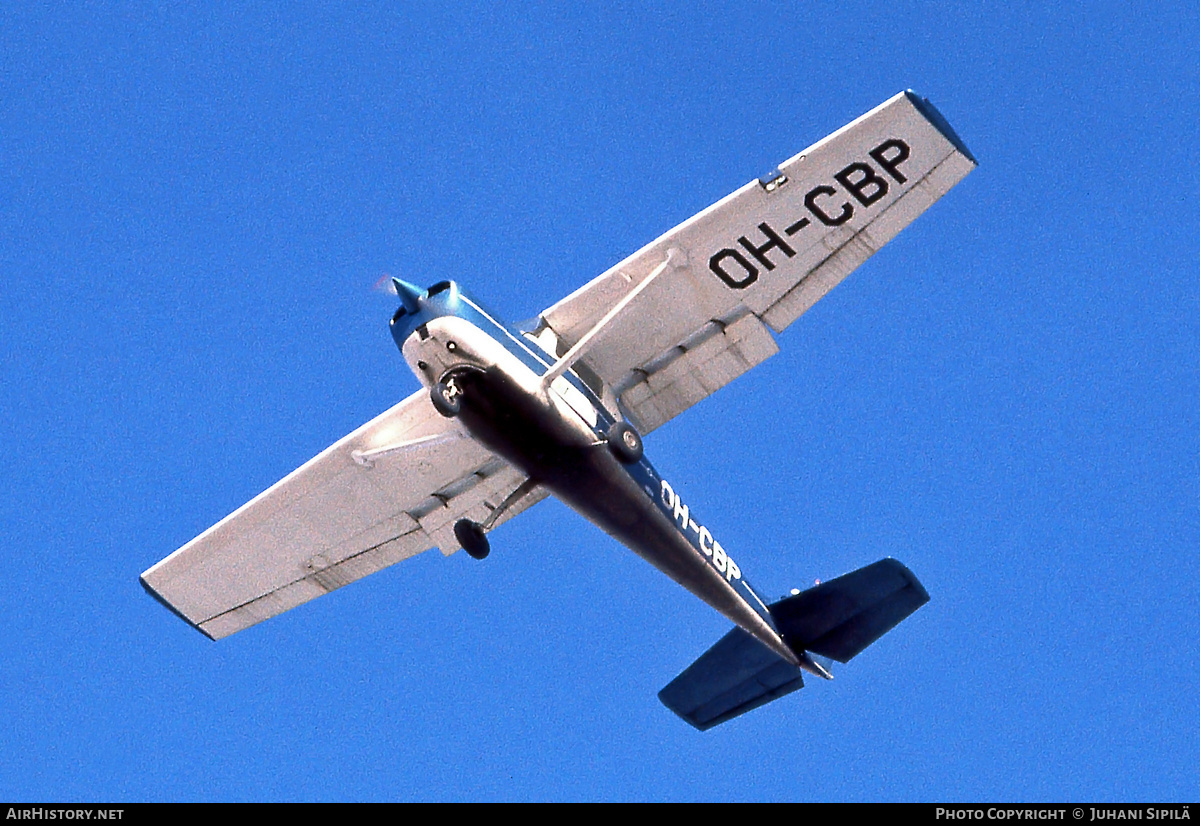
538, 91, 976, 433
141, 391, 546, 639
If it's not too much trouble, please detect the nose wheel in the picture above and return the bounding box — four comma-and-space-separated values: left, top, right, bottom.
606, 421, 643, 464
431, 378, 463, 418
454, 518, 490, 560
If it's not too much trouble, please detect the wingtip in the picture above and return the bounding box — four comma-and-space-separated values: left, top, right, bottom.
903, 90, 978, 167
139, 575, 217, 641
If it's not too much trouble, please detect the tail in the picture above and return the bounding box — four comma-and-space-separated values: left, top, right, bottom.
658, 558, 929, 731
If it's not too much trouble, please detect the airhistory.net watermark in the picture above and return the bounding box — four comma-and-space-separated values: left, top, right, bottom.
6, 810, 123, 820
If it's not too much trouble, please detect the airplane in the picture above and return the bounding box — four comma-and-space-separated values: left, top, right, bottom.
141, 90, 975, 730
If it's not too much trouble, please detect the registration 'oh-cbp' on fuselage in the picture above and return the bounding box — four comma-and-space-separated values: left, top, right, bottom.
139, 90, 976, 730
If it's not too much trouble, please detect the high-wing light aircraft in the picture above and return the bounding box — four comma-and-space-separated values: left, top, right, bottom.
142, 91, 975, 730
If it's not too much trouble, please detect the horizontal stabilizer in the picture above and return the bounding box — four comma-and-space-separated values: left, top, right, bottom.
771, 558, 930, 663
658, 627, 803, 731
659, 558, 928, 730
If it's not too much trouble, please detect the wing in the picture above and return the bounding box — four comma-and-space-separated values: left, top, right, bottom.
538, 91, 976, 433
141, 390, 547, 639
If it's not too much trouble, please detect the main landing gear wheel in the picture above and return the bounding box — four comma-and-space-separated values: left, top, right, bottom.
431, 379, 462, 418
606, 421, 643, 464
454, 518, 490, 560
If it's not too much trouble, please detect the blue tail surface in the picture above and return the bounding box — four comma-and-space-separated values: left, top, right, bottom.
659, 558, 929, 731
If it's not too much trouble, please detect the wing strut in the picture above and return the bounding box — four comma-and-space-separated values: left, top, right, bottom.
540, 247, 685, 390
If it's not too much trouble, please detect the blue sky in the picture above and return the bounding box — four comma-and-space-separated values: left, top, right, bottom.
2, 2, 1197, 802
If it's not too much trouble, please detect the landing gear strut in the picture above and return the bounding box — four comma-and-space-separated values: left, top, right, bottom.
450, 478, 541, 562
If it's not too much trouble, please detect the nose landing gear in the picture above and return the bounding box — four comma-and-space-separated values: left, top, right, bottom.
431, 378, 463, 418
